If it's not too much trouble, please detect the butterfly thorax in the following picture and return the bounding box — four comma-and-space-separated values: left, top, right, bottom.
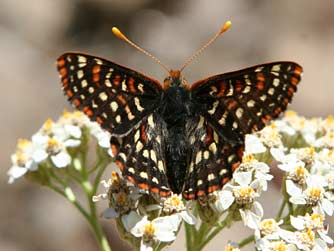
160, 75, 192, 194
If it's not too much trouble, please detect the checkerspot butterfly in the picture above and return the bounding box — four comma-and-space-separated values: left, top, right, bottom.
57, 21, 302, 199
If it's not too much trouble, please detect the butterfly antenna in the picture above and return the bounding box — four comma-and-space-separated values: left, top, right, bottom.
112, 27, 171, 74
179, 21, 232, 73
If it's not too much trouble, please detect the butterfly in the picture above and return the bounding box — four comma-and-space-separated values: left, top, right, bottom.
57, 23, 302, 200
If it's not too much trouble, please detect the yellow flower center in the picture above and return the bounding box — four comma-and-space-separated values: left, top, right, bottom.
272, 241, 288, 251
144, 222, 156, 236
308, 188, 322, 199
242, 154, 255, 164
326, 115, 334, 125
62, 109, 70, 119
46, 138, 61, 154
285, 110, 297, 118
234, 187, 255, 205
295, 165, 306, 178
261, 219, 277, 233
16, 151, 29, 166
167, 195, 182, 207
43, 118, 54, 131
309, 213, 324, 228
17, 138, 31, 150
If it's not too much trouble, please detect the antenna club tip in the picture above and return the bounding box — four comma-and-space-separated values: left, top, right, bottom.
112, 27, 126, 40
220, 20, 232, 33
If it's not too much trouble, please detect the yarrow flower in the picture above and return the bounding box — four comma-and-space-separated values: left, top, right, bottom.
130, 215, 181, 251
8, 110, 112, 183
162, 194, 196, 225
216, 171, 264, 228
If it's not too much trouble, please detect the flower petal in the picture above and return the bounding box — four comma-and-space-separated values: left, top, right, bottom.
51, 151, 71, 168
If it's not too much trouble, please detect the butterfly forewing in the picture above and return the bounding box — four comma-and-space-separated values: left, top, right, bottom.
57, 53, 163, 136
191, 62, 302, 136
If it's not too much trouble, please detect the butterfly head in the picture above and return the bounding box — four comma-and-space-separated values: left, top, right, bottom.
163, 70, 188, 89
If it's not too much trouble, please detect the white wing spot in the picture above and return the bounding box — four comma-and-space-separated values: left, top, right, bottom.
247, 100, 255, 107
273, 78, 280, 87
260, 95, 267, 101
150, 150, 157, 163
77, 70, 84, 79
197, 116, 205, 129
105, 79, 112, 87
81, 80, 88, 88
121, 79, 127, 91
208, 101, 219, 115
228, 155, 235, 163
134, 130, 140, 142
94, 58, 103, 65
152, 177, 159, 184
143, 149, 149, 158
219, 169, 228, 176
195, 151, 202, 164
88, 87, 94, 94
203, 150, 210, 159
209, 143, 217, 154
140, 172, 148, 179
110, 101, 118, 112
99, 92, 108, 101
208, 173, 216, 181
138, 83, 144, 93
272, 64, 281, 72
213, 131, 219, 143
134, 97, 144, 112
148, 115, 155, 128
218, 112, 228, 126
119, 153, 126, 161
236, 108, 244, 118
128, 168, 135, 174
115, 115, 121, 123
197, 180, 203, 186
255, 66, 264, 72
158, 160, 164, 172
268, 88, 275, 95
243, 86, 251, 94
136, 141, 143, 152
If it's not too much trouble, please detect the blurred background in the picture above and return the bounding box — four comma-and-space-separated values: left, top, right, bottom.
1, 0, 334, 250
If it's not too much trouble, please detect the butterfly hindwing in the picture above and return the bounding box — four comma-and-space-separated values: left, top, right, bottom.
57, 53, 163, 136
115, 113, 171, 197
191, 62, 302, 137
183, 116, 244, 199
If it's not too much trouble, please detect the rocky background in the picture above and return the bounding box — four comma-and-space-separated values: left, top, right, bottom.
1, 0, 333, 250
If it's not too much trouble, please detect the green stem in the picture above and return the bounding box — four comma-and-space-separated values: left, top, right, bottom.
276, 200, 287, 221
48, 184, 90, 220
184, 222, 194, 251
197, 216, 230, 251
238, 235, 254, 248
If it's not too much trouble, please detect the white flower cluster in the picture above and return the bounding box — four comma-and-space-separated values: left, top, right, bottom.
214, 145, 273, 229
242, 111, 334, 251
8, 110, 112, 183
94, 172, 196, 251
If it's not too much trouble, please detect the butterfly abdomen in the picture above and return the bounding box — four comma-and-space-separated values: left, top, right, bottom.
160, 83, 192, 193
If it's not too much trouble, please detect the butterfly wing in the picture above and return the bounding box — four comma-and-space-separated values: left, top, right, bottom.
57, 52, 163, 136
183, 115, 244, 199
115, 113, 171, 197
183, 62, 302, 199
191, 62, 303, 138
